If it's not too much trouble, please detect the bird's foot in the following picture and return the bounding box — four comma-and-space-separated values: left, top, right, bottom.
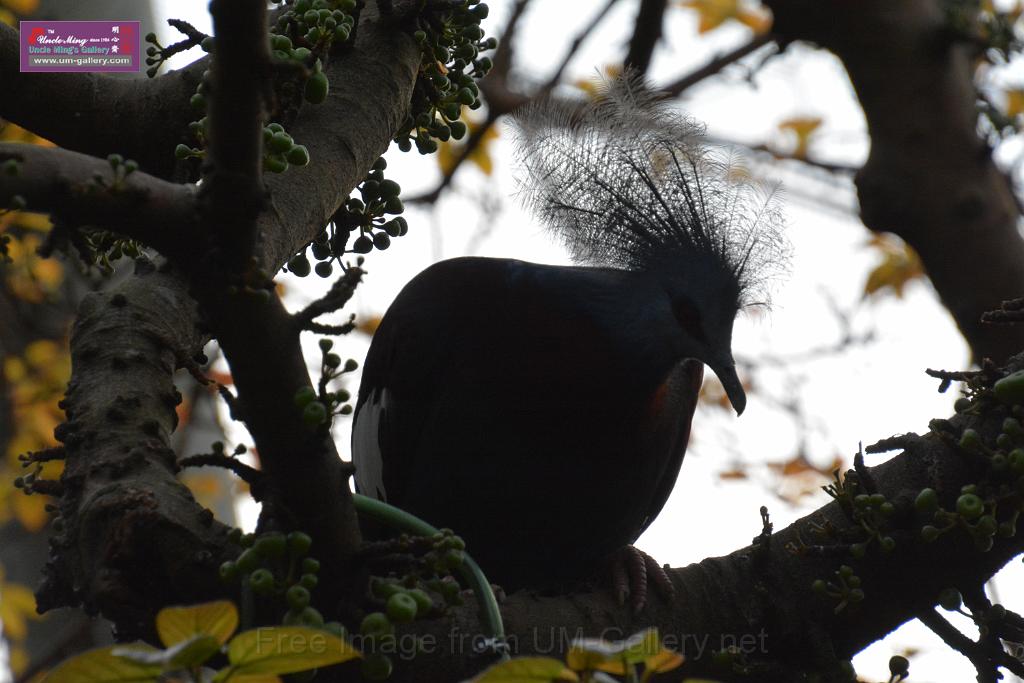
604, 545, 675, 612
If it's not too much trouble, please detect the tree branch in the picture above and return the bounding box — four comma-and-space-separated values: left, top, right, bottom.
0, 22, 203, 181
763, 0, 1024, 364
624, 0, 668, 74
0, 143, 201, 262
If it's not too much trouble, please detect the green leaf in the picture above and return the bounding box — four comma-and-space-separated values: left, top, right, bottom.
42, 644, 162, 683
157, 600, 239, 647
218, 626, 359, 680
470, 656, 579, 682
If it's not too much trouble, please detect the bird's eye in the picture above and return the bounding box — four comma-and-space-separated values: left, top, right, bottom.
672, 296, 708, 342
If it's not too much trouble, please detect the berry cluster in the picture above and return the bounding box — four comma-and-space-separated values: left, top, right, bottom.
359, 530, 466, 680
396, 0, 495, 154
293, 339, 357, 428
286, 157, 407, 277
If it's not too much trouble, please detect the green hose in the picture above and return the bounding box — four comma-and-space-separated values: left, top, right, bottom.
352, 493, 508, 659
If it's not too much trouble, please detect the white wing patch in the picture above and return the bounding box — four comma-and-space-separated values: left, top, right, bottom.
352, 387, 388, 502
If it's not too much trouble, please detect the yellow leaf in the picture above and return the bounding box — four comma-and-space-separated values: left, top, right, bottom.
0, 0, 40, 15
778, 116, 823, 159
12, 488, 52, 532
436, 113, 499, 176
223, 626, 360, 678
568, 629, 663, 674
862, 234, 924, 299
41, 644, 162, 683
0, 574, 42, 640
677, 0, 770, 34
0, 8, 16, 25
157, 600, 239, 648
356, 314, 383, 336
573, 65, 624, 99
471, 657, 579, 682
645, 648, 684, 674
1007, 89, 1024, 117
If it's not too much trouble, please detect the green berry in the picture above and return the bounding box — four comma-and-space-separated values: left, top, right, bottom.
938, 587, 962, 611
219, 561, 238, 581
359, 611, 393, 637
298, 606, 324, 628
361, 653, 393, 681
304, 71, 330, 104
302, 557, 321, 574
994, 370, 1024, 404
353, 235, 373, 253
264, 154, 288, 173
254, 532, 288, 558
174, 144, 192, 160
956, 493, 984, 520
287, 145, 310, 166
300, 573, 319, 589
268, 131, 294, 154
294, 386, 317, 408
288, 254, 311, 277
976, 515, 998, 537
315, 261, 333, 278
959, 429, 983, 453
921, 525, 940, 542
379, 179, 401, 198
850, 542, 866, 559
384, 197, 404, 214
812, 579, 828, 594
373, 233, 391, 250
888, 655, 910, 677
915, 488, 939, 515
302, 401, 328, 426
288, 531, 313, 556
287, 584, 311, 609
250, 568, 275, 594
236, 548, 260, 572
386, 591, 419, 623
325, 353, 341, 368
879, 536, 896, 553
407, 588, 433, 614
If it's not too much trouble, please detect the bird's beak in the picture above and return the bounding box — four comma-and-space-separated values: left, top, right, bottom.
711, 362, 746, 416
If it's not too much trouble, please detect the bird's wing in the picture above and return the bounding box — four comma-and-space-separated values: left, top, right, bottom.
637, 358, 705, 534
352, 257, 510, 506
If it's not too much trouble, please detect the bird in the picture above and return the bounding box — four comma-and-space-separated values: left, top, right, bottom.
352, 75, 786, 607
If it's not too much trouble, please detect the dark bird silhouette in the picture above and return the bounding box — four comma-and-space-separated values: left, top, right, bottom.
353, 77, 786, 606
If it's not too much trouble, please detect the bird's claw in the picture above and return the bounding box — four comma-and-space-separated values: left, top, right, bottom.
605, 545, 675, 612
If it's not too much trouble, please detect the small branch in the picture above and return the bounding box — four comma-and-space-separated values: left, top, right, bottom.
292, 266, 364, 330
662, 34, 775, 97
541, 0, 621, 94
982, 297, 1024, 325
179, 452, 263, 488
624, 0, 668, 75
0, 143, 201, 264
919, 609, 1024, 681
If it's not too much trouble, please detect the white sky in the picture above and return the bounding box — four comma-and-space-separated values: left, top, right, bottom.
143, 1, 1024, 680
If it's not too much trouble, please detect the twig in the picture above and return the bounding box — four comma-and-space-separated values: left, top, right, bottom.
662, 34, 774, 97
292, 266, 364, 330
541, 0, 620, 94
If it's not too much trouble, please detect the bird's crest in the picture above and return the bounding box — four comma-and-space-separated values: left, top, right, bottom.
513, 74, 789, 310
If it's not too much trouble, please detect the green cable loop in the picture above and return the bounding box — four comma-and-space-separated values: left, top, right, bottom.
352, 493, 508, 659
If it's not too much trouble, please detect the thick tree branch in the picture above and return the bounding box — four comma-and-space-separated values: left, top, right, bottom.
28, 2, 422, 628
624, 0, 668, 74
0, 142, 200, 261
763, 0, 1024, 363
201, 0, 270, 269
0, 22, 203, 181
379, 373, 1024, 681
